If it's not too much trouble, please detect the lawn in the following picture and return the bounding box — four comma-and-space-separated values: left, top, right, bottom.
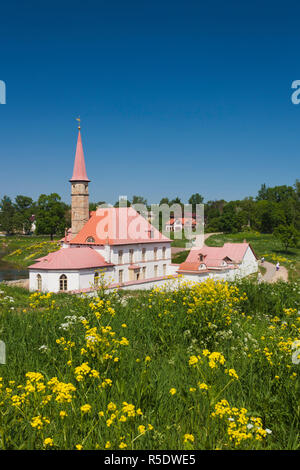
205, 231, 300, 281
1, 236, 61, 268
0, 277, 299, 450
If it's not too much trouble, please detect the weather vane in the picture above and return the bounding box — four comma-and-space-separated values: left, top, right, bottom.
76, 116, 81, 129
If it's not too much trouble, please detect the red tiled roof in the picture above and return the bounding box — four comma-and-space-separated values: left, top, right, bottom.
28, 247, 114, 270
70, 207, 171, 246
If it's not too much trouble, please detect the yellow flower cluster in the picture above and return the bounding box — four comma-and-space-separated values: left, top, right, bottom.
47, 377, 76, 403
56, 337, 75, 351
211, 399, 270, 447
74, 362, 100, 382
29, 292, 56, 311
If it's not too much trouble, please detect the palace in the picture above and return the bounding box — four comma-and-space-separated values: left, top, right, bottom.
28, 127, 258, 293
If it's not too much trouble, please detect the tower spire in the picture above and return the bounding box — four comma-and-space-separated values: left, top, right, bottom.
70, 120, 90, 239
70, 120, 90, 182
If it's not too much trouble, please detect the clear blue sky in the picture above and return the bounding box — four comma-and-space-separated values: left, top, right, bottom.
1, 0, 300, 205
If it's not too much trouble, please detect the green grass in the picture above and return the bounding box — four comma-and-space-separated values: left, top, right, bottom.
1, 235, 60, 268
171, 250, 189, 264
0, 278, 299, 450
205, 231, 300, 281
169, 230, 193, 248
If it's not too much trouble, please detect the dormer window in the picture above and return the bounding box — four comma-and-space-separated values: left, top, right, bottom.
86, 236, 95, 243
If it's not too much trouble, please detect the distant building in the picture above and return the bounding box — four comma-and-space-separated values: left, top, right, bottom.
177, 243, 258, 281
165, 217, 197, 232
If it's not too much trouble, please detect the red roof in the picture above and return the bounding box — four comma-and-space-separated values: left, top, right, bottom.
69, 130, 90, 182
178, 243, 255, 273
166, 218, 196, 225
69, 207, 171, 246
28, 247, 113, 270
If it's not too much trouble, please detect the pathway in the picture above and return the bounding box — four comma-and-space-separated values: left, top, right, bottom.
260, 261, 288, 283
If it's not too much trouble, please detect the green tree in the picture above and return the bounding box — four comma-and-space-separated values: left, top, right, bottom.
132, 195, 148, 206
13, 195, 35, 234
274, 224, 299, 252
0, 195, 15, 234
35, 193, 67, 240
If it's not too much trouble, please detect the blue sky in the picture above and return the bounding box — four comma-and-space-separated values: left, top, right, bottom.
1, 0, 300, 205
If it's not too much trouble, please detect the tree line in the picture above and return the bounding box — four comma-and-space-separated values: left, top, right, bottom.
0, 183, 300, 250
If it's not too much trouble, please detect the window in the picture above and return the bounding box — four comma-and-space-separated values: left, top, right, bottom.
154, 265, 158, 277
86, 236, 95, 243
163, 264, 167, 276
37, 274, 42, 291
59, 274, 68, 291
118, 250, 123, 264
142, 248, 146, 262
162, 247, 166, 259
119, 270, 123, 283
142, 266, 146, 279
129, 249, 134, 264
199, 254, 204, 262
154, 247, 157, 260
94, 271, 99, 286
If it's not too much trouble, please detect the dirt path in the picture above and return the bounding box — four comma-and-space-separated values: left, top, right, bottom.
260, 261, 288, 283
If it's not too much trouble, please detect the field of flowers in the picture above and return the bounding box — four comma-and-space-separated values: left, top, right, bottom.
0, 277, 299, 450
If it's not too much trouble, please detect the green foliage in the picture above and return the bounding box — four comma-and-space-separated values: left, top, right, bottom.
35, 193, 67, 239
274, 224, 299, 252
0, 196, 15, 234
13, 196, 35, 234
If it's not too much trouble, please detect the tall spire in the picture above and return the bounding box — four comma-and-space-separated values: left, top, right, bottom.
70, 122, 90, 182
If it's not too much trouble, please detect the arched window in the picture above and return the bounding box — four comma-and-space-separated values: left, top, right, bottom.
59, 274, 68, 291
37, 274, 42, 291
86, 236, 95, 243
94, 271, 99, 286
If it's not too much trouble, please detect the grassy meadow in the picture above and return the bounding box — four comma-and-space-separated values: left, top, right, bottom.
0, 236, 60, 268
0, 277, 299, 450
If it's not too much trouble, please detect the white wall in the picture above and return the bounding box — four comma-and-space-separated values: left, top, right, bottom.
29, 270, 79, 293
110, 242, 171, 283
239, 246, 258, 277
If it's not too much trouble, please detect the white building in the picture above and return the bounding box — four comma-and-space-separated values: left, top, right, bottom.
165, 217, 197, 232
28, 127, 173, 293
28, 126, 257, 294
176, 243, 258, 283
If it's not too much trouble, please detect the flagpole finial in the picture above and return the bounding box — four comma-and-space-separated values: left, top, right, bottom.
76, 116, 81, 130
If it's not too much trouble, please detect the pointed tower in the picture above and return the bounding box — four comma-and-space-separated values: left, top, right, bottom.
69, 122, 90, 239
